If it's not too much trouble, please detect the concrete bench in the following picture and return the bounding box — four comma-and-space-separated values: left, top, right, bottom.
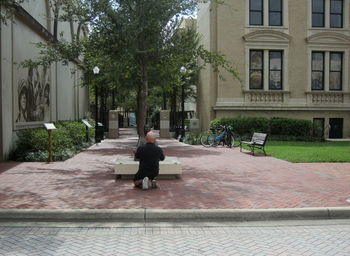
113, 156, 182, 180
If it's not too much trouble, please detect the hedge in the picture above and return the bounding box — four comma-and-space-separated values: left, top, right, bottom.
210, 117, 315, 138
13, 120, 95, 162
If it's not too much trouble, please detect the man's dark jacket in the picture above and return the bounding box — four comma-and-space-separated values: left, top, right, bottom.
133, 142, 165, 180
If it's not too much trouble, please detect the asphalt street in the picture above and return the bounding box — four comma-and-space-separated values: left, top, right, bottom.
0, 219, 350, 256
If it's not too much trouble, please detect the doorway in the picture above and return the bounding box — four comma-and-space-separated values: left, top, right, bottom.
329, 118, 343, 139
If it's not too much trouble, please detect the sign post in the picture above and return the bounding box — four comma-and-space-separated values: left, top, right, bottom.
43, 123, 56, 163
82, 119, 92, 142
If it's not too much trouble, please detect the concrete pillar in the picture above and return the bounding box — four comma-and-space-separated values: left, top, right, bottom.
189, 119, 200, 133
109, 110, 119, 139
160, 110, 170, 138
123, 116, 128, 128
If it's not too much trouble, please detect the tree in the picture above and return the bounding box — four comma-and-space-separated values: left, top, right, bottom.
15, 0, 239, 137
0, 0, 25, 24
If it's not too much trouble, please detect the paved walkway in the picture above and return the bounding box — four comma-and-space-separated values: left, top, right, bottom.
1, 219, 350, 255
0, 128, 349, 209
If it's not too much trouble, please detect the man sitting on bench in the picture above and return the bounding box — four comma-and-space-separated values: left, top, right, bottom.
133, 131, 165, 189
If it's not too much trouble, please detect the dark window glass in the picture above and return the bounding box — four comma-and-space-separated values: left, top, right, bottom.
250, 50, 264, 89
313, 0, 324, 12
312, 14, 325, 27
311, 52, 324, 90
269, 51, 283, 90
269, 12, 282, 26
312, 0, 325, 27
250, 12, 263, 25
269, 0, 282, 11
250, 0, 263, 10
250, 0, 263, 25
331, 0, 342, 12
330, 15, 342, 27
330, 0, 343, 28
312, 52, 324, 70
269, 0, 282, 26
329, 52, 342, 90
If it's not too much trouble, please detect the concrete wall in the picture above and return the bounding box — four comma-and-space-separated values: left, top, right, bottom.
0, 19, 15, 159
0, 0, 89, 160
197, 0, 350, 138
197, 2, 218, 130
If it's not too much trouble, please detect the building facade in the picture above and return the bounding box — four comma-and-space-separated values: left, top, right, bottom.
197, 0, 350, 139
0, 1, 89, 160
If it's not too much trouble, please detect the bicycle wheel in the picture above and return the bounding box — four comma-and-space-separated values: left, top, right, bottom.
232, 134, 241, 147
225, 134, 234, 148
225, 132, 240, 148
200, 132, 214, 147
208, 134, 216, 147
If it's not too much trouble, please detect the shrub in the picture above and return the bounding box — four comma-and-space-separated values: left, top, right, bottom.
13, 120, 94, 162
55, 121, 87, 149
269, 117, 313, 137
209, 117, 315, 140
183, 132, 202, 145
210, 117, 269, 136
14, 129, 48, 160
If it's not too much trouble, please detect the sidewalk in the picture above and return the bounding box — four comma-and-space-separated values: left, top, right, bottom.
0, 128, 349, 210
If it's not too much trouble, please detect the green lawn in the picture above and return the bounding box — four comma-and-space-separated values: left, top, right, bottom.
261, 141, 350, 163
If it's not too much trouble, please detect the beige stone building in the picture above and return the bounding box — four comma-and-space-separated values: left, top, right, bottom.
197, 0, 350, 139
0, 1, 89, 160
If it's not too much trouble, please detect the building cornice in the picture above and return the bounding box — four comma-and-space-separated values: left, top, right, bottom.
213, 105, 350, 112
305, 32, 350, 45
243, 30, 291, 44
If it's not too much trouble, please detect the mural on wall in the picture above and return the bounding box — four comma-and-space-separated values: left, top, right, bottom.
15, 66, 51, 124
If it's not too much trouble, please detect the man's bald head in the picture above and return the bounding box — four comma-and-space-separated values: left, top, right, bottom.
145, 131, 157, 143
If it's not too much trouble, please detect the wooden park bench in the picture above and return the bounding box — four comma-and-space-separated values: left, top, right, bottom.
240, 132, 268, 155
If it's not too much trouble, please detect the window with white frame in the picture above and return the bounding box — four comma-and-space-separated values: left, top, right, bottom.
312, 0, 325, 27
249, 0, 283, 26
269, 51, 283, 89
269, 0, 283, 26
249, 50, 264, 89
249, 0, 264, 25
249, 49, 283, 90
329, 52, 343, 90
311, 51, 343, 91
330, 0, 343, 28
311, 51, 325, 90
312, 0, 344, 28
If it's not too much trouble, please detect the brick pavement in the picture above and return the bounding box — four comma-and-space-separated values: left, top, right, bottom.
0, 128, 349, 209
0, 220, 350, 255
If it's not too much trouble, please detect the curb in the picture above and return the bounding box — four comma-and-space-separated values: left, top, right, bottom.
0, 209, 144, 221
0, 207, 350, 221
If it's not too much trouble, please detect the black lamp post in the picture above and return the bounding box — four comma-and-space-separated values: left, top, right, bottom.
93, 66, 100, 143
180, 66, 186, 141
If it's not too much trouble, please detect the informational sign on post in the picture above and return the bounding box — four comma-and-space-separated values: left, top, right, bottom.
82, 119, 92, 141
43, 123, 56, 162
82, 119, 92, 128
43, 123, 56, 130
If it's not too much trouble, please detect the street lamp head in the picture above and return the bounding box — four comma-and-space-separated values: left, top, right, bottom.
93, 66, 100, 74
180, 66, 186, 73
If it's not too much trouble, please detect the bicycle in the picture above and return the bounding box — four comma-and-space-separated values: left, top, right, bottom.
200, 125, 240, 148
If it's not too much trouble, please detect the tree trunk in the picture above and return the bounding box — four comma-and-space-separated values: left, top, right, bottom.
136, 65, 148, 137
170, 86, 177, 131
53, 1, 60, 40
162, 91, 167, 110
